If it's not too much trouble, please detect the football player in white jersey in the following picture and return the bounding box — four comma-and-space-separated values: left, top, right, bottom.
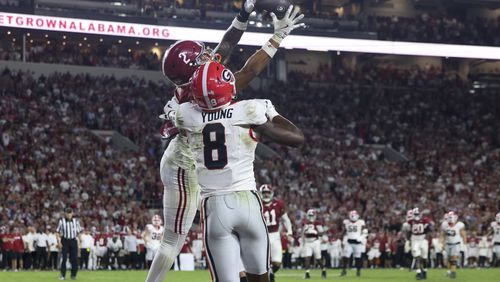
440, 211, 466, 279
341, 210, 366, 277
259, 184, 293, 282
143, 215, 165, 268
487, 212, 500, 267
301, 209, 326, 279
146, 1, 258, 282
175, 53, 304, 282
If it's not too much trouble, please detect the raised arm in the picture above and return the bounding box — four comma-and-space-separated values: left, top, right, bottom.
213, 0, 256, 63
234, 5, 305, 92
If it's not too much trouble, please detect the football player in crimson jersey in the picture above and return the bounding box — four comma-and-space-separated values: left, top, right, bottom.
259, 184, 293, 282
301, 209, 327, 279
486, 212, 500, 267
147, 2, 260, 282
402, 208, 432, 280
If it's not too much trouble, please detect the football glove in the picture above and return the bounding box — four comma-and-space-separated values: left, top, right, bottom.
270, 5, 306, 44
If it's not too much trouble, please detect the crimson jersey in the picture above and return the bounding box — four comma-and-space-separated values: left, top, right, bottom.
12, 233, 24, 252
408, 217, 431, 238
263, 199, 286, 233
0, 234, 13, 251
302, 220, 324, 240
94, 233, 110, 247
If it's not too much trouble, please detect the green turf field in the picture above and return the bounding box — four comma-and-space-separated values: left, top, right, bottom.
0, 269, 499, 282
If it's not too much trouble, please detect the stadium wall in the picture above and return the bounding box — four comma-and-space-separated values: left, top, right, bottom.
284, 49, 331, 73
0, 60, 167, 82
363, 0, 418, 17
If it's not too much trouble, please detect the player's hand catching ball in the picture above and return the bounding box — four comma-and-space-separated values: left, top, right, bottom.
244, 0, 257, 13
270, 5, 305, 43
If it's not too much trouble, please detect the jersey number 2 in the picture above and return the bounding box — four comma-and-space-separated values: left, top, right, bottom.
202, 123, 228, 169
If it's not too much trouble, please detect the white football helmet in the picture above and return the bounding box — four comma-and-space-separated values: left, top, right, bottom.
406, 209, 414, 221
152, 214, 162, 226
446, 211, 458, 225
306, 209, 317, 222
349, 210, 359, 222
259, 184, 274, 204
413, 207, 421, 220
496, 212, 500, 223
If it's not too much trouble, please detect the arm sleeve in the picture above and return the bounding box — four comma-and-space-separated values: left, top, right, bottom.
281, 213, 293, 235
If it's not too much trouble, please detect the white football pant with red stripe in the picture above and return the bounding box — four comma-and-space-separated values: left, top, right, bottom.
146, 162, 200, 282
202, 190, 269, 282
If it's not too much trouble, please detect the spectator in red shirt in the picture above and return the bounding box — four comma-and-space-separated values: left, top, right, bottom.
1, 226, 13, 270
11, 227, 24, 271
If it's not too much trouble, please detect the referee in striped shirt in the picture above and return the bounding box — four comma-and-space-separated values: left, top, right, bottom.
56, 207, 82, 280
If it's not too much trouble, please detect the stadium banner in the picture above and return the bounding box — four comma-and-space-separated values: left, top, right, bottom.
1, 12, 500, 60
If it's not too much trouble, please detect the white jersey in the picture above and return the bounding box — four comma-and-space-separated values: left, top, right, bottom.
162, 97, 195, 170
145, 224, 164, 248
343, 219, 365, 242
491, 221, 500, 243
175, 99, 267, 197
441, 221, 465, 244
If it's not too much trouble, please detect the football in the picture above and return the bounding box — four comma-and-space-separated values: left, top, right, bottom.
254, 0, 292, 19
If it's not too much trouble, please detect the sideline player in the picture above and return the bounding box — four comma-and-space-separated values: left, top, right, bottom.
301, 209, 327, 279
341, 210, 365, 277
259, 184, 293, 282
440, 211, 466, 279
146, 1, 258, 281
143, 215, 164, 269
487, 212, 500, 267
402, 208, 432, 280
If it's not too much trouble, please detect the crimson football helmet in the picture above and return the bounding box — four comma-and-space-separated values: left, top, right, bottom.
152, 214, 162, 226
259, 184, 274, 203
162, 40, 209, 86
497, 212, 500, 223
306, 209, 317, 222
190, 61, 236, 111
349, 210, 359, 222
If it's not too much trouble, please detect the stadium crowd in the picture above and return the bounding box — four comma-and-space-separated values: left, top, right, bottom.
1, 61, 499, 271
0, 0, 498, 278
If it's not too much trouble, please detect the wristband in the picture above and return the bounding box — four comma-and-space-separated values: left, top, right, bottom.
271, 33, 285, 44
262, 41, 278, 58
237, 8, 251, 23
231, 17, 248, 31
